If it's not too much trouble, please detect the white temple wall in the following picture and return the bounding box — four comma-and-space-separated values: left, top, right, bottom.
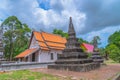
29, 36, 39, 49
38, 50, 62, 63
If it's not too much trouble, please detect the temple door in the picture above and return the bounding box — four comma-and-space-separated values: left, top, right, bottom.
32, 53, 36, 62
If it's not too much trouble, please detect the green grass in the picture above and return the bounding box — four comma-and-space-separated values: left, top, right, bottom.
0, 70, 61, 80
105, 59, 119, 64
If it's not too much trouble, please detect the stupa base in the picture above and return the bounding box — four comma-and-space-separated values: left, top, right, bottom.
48, 63, 100, 72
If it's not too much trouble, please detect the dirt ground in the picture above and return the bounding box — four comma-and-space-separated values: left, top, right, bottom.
31, 64, 120, 80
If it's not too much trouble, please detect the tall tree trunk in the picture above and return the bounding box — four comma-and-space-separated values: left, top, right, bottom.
10, 43, 13, 61
9, 41, 12, 61
9, 25, 13, 61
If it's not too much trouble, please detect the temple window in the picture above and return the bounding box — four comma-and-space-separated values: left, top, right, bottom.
51, 53, 54, 60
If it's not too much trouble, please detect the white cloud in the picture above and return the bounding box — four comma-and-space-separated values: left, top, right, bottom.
0, 0, 120, 47
32, 0, 86, 32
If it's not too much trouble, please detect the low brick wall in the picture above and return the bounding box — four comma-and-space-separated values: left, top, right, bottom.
0, 62, 54, 71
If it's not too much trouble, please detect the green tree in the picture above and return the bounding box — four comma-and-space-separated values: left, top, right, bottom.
105, 44, 120, 62
53, 29, 68, 38
99, 47, 105, 56
108, 31, 120, 47
78, 38, 89, 44
1, 16, 31, 60
53, 29, 89, 43
105, 30, 120, 62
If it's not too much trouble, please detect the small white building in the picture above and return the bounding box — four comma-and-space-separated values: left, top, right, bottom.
16, 31, 66, 63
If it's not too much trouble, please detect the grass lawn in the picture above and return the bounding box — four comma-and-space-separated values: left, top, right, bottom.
0, 70, 62, 80
104, 59, 119, 64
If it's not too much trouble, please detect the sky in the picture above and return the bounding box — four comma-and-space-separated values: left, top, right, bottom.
0, 0, 120, 48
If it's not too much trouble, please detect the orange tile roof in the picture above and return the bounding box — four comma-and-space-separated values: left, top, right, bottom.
46, 42, 66, 48
50, 47, 64, 50
33, 31, 67, 50
34, 31, 44, 42
41, 32, 66, 44
16, 48, 38, 58
38, 42, 48, 47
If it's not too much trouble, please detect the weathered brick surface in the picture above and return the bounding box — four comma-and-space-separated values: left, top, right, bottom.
48, 63, 100, 72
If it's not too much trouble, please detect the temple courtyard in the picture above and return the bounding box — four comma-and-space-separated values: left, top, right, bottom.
31, 64, 120, 80
0, 63, 119, 80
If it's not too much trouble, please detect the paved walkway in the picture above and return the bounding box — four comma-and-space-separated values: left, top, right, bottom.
31, 64, 120, 80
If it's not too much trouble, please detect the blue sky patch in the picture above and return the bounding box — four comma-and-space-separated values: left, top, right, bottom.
37, 0, 51, 10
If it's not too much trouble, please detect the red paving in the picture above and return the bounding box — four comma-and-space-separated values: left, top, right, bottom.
31, 64, 120, 80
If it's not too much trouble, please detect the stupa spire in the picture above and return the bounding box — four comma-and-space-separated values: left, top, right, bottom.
68, 17, 75, 35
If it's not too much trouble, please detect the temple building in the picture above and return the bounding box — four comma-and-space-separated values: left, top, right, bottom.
81, 43, 94, 53
15, 31, 66, 62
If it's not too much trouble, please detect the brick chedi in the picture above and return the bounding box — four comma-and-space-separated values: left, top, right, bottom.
48, 17, 100, 72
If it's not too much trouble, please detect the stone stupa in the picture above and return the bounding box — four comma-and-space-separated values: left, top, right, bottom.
48, 17, 100, 72
91, 36, 104, 63
0, 27, 4, 61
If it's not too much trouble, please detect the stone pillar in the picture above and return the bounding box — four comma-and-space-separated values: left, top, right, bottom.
0, 28, 4, 61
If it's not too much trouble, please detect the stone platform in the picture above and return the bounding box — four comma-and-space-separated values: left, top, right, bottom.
48, 61, 100, 72
91, 52, 104, 63
49, 54, 100, 72
48, 54, 100, 72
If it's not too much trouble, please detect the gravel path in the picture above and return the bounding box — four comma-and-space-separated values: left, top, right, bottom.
31, 64, 120, 80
